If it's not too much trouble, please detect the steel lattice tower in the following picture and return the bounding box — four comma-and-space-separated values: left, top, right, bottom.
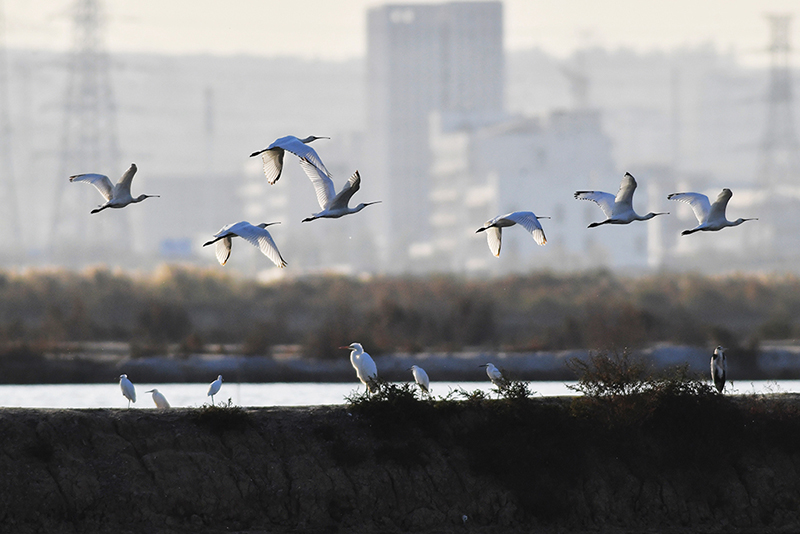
759, 14, 800, 190
49, 0, 124, 264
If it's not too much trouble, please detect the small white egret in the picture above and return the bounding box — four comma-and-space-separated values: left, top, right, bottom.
475, 211, 549, 257
479, 363, 503, 386
711, 346, 727, 393
203, 221, 287, 268
207, 375, 223, 405
298, 158, 381, 222
145, 388, 171, 409
409, 365, 430, 394
70, 163, 159, 214
249, 135, 331, 185
341, 342, 379, 393
119, 374, 136, 408
667, 188, 757, 235
574, 172, 668, 227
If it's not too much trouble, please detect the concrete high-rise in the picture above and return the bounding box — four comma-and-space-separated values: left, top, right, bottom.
365, 2, 503, 272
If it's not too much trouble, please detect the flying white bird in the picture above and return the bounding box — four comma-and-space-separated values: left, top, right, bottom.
207, 375, 223, 405
145, 388, 171, 409
667, 188, 757, 236
479, 363, 503, 386
574, 172, 668, 227
299, 158, 381, 222
341, 342, 379, 393
70, 163, 159, 214
203, 221, 287, 268
249, 135, 331, 185
409, 365, 430, 394
711, 346, 727, 393
119, 374, 136, 408
475, 211, 549, 257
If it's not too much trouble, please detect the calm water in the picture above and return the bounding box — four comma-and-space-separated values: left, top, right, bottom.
0, 380, 797, 409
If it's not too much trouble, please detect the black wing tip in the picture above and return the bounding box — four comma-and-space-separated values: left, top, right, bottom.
249, 149, 265, 157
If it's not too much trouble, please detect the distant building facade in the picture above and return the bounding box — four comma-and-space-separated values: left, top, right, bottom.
365, 2, 504, 272
423, 109, 648, 273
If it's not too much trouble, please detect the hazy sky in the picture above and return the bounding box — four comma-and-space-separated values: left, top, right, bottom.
3, 0, 798, 63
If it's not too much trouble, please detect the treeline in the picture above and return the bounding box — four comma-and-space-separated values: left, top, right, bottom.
0, 265, 798, 358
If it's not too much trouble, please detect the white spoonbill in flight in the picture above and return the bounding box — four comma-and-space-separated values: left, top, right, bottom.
145, 388, 171, 409
119, 374, 136, 408
70, 163, 159, 214
207, 375, 223, 405
711, 346, 727, 393
479, 363, 504, 386
203, 221, 287, 268
341, 342, 379, 393
249, 135, 331, 185
409, 365, 431, 394
299, 158, 381, 222
475, 211, 549, 257
667, 188, 757, 236
574, 172, 668, 227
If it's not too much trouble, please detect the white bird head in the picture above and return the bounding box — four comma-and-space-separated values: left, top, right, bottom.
257, 222, 281, 229
145, 389, 157, 393
301, 135, 329, 143
340, 342, 363, 353
714, 346, 725, 355
119, 374, 128, 380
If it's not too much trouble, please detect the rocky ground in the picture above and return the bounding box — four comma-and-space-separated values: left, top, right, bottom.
1, 393, 800, 533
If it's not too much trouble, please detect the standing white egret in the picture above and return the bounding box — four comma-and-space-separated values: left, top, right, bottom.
409, 365, 430, 394
70, 163, 159, 214
203, 221, 287, 268
341, 342, 379, 393
145, 388, 171, 409
667, 188, 757, 236
207, 375, 223, 405
479, 363, 503, 386
249, 135, 331, 185
299, 158, 381, 222
119, 374, 136, 408
711, 346, 727, 393
475, 211, 549, 257
574, 172, 668, 227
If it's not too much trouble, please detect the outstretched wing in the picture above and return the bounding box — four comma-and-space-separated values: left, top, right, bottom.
614, 173, 637, 209
667, 192, 711, 224
328, 170, 361, 211
215, 237, 232, 266
708, 188, 733, 222
299, 157, 336, 209
485, 227, 502, 257
574, 190, 615, 218
277, 136, 332, 178
234, 224, 287, 268
69, 173, 114, 201
506, 211, 547, 246
250, 147, 284, 185
115, 163, 138, 193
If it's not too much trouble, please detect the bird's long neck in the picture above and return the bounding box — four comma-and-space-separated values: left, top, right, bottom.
353, 201, 381, 213
641, 212, 668, 221
731, 217, 757, 227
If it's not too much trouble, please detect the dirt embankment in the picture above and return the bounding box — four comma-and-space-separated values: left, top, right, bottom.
2, 395, 800, 533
